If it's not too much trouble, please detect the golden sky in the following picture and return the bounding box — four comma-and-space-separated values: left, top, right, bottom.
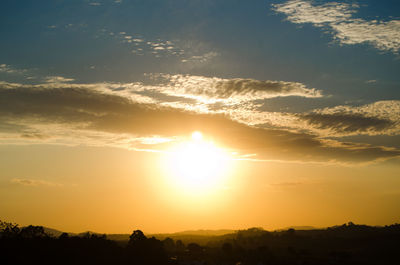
1, 139, 399, 233
1, 0, 400, 233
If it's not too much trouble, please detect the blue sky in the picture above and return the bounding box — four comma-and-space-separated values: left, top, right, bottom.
1, 0, 400, 163
1, 1, 399, 99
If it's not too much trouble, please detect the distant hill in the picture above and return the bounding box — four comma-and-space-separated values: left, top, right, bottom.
106, 234, 130, 241
149, 230, 236, 245
72, 229, 237, 243
42, 227, 68, 237
35, 223, 400, 244
277, 226, 317, 231
37, 227, 317, 242
159, 229, 236, 236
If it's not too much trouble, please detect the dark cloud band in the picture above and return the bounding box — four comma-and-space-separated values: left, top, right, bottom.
0, 83, 399, 164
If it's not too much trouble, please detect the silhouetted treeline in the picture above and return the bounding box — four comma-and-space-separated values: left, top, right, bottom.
199, 223, 400, 265
1, 221, 400, 265
0, 220, 167, 265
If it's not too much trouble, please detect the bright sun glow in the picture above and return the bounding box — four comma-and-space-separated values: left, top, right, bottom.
164, 131, 231, 195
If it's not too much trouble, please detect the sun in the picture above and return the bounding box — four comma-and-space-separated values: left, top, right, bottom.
164, 131, 231, 195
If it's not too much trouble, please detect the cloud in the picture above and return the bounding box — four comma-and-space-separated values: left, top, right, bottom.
0, 64, 16, 74
300, 100, 400, 136
149, 74, 323, 104
110, 31, 184, 58
181, 52, 219, 64
236, 100, 400, 137
272, 1, 356, 25
272, 0, 400, 53
0, 64, 28, 74
0, 80, 397, 140
0, 81, 398, 164
45, 76, 75, 83
98, 29, 218, 62
10, 178, 63, 187
299, 113, 395, 135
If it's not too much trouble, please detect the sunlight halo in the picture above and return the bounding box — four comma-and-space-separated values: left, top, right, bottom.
163, 131, 232, 196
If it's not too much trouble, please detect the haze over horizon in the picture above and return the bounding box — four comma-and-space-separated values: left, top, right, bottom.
20, 223, 322, 235
1, 0, 399, 234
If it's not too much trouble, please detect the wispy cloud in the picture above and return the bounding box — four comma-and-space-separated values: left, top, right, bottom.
181, 52, 219, 64
272, 0, 400, 53
0, 64, 28, 74
148, 74, 323, 104
97, 29, 218, 62
10, 178, 63, 187
300, 112, 395, 135
300, 100, 400, 136
233, 100, 400, 138
110, 30, 185, 58
44, 76, 75, 83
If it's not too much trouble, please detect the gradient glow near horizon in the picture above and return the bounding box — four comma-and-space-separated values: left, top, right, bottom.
0, 0, 400, 234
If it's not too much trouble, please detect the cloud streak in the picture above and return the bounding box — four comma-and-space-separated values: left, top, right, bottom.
0, 64, 28, 75
149, 74, 323, 104
272, 0, 400, 53
300, 113, 395, 134
301, 101, 400, 136
10, 178, 63, 187
98, 29, 218, 63
237, 101, 400, 137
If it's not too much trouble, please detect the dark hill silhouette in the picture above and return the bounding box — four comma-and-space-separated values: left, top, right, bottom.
277, 225, 317, 231
161, 229, 236, 236
2, 220, 400, 265
42, 226, 68, 237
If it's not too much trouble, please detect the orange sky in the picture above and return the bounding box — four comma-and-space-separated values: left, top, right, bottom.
1, 0, 400, 234
1, 141, 399, 234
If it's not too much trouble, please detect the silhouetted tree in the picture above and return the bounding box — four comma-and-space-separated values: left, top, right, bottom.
129, 229, 147, 244
175, 239, 185, 253
19, 225, 47, 238
0, 220, 20, 238
285, 228, 295, 237
187, 242, 203, 255
127, 230, 167, 265
222, 242, 233, 254
163, 237, 176, 253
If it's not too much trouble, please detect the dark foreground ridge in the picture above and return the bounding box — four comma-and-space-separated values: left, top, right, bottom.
1, 221, 400, 265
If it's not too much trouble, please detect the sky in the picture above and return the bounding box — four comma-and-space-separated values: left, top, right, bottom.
0, 0, 400, 234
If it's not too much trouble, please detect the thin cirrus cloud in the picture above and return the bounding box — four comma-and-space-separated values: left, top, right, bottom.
10, 178, 63, 187
299, 112, 395, 135
44, 76, 75, 83
298, 101, 400, 136
236, 101, 400, 137
99, 29, 218, 63
272, 0, 400, 53
147, 74, 323, 104
0, 80, 399, 164
0, 64, 28, 75
180, 52, 219, 64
